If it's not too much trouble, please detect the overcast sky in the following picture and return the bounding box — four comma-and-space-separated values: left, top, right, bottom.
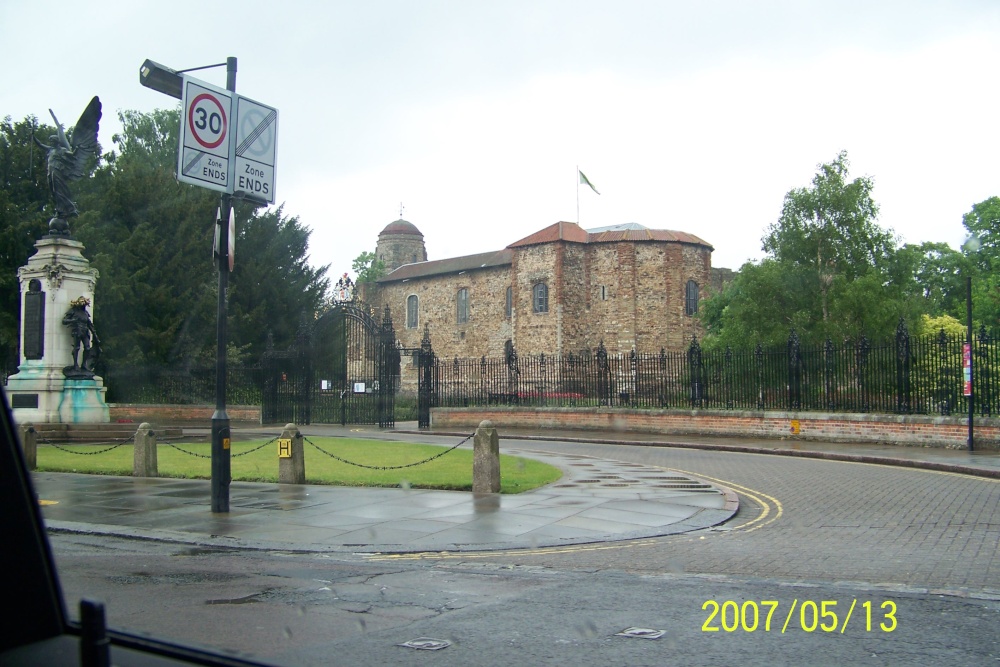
4, 1, 1000, 277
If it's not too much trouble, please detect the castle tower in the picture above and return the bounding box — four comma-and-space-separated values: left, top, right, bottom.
375, 219, 427, 273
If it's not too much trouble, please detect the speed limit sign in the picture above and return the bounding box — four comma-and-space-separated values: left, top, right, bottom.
188, 93, 227, 148
178, 76, 233, 193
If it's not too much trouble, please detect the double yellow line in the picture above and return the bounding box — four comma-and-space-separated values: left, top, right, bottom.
365, 470, 782, 561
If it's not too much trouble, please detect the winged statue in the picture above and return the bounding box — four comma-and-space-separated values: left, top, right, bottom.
32, 96, 102, 236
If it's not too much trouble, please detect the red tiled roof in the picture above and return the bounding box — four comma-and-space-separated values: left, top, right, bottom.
508, 221, 590, 248
588, 228, 712, 248
508, 221, 713, 250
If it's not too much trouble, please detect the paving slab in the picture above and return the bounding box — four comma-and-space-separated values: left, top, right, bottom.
34, 448, 738, 553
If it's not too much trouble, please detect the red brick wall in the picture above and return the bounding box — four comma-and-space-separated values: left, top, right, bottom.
430, 407, 1000, 450
109, 404, 261, 424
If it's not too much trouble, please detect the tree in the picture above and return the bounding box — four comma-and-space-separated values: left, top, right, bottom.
227, 205, 330, 361
352, 251, 385, 284
0, 106, 334, 370
763, 150, 892, 324
704, 151, 921, 347
897, 241, 967, 320
0, 115, 65, 369
961, 196, 1000, 329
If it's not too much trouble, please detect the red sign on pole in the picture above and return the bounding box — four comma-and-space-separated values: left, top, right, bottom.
963, 343, 972, 396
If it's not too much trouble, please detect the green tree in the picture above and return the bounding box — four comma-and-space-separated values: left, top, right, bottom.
0, 115, 63, 369
961, 196, 1000, 328
228, 205, 330, 361
71, 108, 219, 368
352, 251, 385, 284
897, 241, 967, 320
763, 150, 892, 325
26, 106, 333, 370
705, 151, 921, 347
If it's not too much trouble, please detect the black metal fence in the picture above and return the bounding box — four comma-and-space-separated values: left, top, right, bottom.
13, 321, 999, 420
427, 322, 1000, 417
102, 365, 264, 406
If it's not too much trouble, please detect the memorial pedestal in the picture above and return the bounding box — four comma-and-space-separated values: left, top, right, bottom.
6, 236, 109, 424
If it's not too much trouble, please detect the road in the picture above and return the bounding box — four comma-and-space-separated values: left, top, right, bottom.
47, 437, 1000, 666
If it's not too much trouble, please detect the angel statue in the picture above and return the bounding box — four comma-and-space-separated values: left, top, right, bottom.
32, 96, 102, 236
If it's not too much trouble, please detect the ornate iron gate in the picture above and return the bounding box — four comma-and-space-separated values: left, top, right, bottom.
261, 302, 400, 427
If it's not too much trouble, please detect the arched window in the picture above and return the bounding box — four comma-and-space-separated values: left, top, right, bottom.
406, 295, 418, 329
456, 288, 469, 324
685, 280, 699, 315
533, 283, 549, 314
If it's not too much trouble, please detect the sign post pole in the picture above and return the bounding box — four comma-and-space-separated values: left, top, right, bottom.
211, 56, 237, 513
966, 276, 974, 452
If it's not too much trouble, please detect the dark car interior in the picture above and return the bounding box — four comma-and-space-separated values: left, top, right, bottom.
0, 388, 275, 667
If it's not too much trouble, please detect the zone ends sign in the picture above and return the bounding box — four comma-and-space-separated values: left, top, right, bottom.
178, 76, 233, 194
178, 74, 278, 203
234, 95, 278, 204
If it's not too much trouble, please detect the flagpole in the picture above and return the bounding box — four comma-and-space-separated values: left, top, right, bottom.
576, 165, 580, 224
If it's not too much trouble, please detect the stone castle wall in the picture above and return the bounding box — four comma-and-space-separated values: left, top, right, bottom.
372, 238, 712, 361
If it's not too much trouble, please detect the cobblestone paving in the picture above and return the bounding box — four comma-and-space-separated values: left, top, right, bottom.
478, 441, 1000, 593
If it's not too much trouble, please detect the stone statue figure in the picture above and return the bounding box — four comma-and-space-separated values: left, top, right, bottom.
62, 296, 101, 378
32, 96, 102, 236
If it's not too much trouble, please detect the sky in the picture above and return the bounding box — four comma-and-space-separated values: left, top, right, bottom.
4, 0, 1000, 276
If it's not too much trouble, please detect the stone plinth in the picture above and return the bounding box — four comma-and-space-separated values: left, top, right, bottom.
6, 236, 109, 424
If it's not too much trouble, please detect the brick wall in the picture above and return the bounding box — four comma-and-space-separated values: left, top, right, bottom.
430, 406, 1000, 450
109, 404, 261, 424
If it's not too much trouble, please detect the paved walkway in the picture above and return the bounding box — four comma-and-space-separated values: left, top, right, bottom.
34, 440, 737, 553
35, 422, 1000, 554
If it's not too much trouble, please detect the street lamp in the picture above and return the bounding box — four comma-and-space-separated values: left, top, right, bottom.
140, 56, 237, 512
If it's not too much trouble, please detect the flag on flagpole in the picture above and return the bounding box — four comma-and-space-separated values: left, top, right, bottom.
579, 169, 600, 195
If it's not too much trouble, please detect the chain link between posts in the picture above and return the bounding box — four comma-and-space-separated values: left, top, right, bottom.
303, 433, 474, 470
32, 428, 471, 469
165, 436, 278, 459
35, 431, 134, 455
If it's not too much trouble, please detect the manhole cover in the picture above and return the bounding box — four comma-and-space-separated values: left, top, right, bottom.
398, 638, 451, 650
615, 627, 665, 639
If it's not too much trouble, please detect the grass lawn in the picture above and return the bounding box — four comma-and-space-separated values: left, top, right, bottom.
35, 437, 562, 494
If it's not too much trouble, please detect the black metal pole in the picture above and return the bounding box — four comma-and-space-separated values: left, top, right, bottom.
211, 56, 237, 512
967, 276, 974, 452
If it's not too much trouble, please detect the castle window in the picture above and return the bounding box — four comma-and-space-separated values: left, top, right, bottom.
406, 295, 418, 329
505, 286, 512, 319
685, 280, 699, 315
601, 285, 607, 300
533, 282, 549, 314
456, 288, 469, 324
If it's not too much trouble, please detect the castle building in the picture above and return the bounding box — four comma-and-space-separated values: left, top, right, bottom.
367, 219, 717, 361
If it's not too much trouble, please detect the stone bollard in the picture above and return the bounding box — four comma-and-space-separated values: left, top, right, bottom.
133, 423, 158, 477
19, 422, 37, 471
473, 419, 500, 494
278, 423, 305, 484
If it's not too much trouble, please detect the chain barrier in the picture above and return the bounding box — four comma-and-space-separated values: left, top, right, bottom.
164, 442, 212, 459
232, 436, 278, 458
303, 433, 474, 470
164, 436, 277, 459
33, 428, 470, 469
36, 431, 134, 455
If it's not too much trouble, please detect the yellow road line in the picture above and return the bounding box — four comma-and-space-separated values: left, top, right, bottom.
668, 468, 783, 534
365, 469, 782, 561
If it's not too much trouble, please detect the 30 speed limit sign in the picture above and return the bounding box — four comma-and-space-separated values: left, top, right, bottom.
178, 76, 233, 193
188, 93, 228, 148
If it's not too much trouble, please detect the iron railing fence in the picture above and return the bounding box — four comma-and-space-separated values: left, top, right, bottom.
10, 323, 1000, 420
425, 325, 1000, 417
102, 365, 264, 406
